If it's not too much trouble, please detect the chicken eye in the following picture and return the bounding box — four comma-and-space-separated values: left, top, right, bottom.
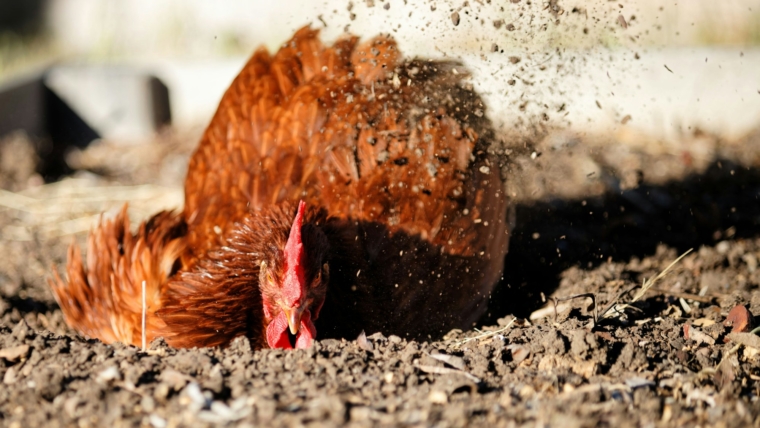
314, 263, 329, 287
261, 261, 275, 285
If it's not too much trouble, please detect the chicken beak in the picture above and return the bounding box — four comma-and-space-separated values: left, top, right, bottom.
284, 306, 304, 335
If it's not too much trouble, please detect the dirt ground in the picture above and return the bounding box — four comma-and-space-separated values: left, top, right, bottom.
1, 124, 760, 427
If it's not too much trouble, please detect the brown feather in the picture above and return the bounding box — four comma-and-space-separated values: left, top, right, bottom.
49, 206, 185, 345
50, 25, 511, 348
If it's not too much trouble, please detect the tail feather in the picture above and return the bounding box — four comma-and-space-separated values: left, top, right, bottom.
49, 205, 186, 346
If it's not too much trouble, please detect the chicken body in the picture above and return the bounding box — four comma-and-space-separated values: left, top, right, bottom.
50, 26, 511, 349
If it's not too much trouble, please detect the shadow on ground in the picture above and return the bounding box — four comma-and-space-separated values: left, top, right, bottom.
485, 158, 760, 322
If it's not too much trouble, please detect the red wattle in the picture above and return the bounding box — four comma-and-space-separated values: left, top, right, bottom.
266, 312, 292, 349
295, 310, 316, 349
265, 310, 316, 349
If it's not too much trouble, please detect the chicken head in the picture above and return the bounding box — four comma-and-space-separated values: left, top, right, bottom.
259, 201, 328, 349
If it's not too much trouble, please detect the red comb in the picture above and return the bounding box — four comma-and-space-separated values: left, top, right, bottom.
282, 200, 306, 306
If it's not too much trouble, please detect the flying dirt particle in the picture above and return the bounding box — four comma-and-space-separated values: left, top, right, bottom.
617, 15, 627, 29
509, 56, 521, 64
493, 19, 503, 29
451, 12, 460, 26
664, 64, 673, 73
621, 115, 632, 124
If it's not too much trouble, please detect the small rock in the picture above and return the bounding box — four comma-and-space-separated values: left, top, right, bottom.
432, 373, 477, 395
742, 253, 758, 272
540, 330, 568, 354
255, 398, 277, 421
180, 382, 210, 412
148, 337, 170, 354
3, 366, 17, 384
320, 338, 342, 350
64, 396, 81, 418
148, 414, 167, 428
507, 344, 530, 364
96, 366, 121, 383
724, 305, 754, 333
154, 383, 171, 402
33, 366, 64, 400
367, 332, 386, 341
160, 369, 190, 391
197, 401, 244, 423
428, 390, 448, 404
400, 343, 420, 365
228, 336, 252, 354
625, 377, 655, 389
727, 332, 760, 349
683, 323, 715, 346
350, 406, 372, 421
204, 364, 224, 394
12, 319, 32, 342
0, 344, 30, 362
306, 395, 345, 423
141, 396, 156, 413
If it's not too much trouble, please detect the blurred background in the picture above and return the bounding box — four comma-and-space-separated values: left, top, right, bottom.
0, 0, 759, 241
1, 0, 759, 137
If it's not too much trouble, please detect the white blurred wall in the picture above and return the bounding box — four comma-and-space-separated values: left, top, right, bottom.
28, 0, 760, 140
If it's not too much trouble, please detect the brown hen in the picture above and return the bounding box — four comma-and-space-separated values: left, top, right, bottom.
49, 26, 511, 350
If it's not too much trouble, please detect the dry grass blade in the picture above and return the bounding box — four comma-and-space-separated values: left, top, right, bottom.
452, 317, 516, 349
599, 248, 693, 320
631, 248, 694, 302
0, 179, 182, 241
0, 182, 181, 214
414, 363, 481, 383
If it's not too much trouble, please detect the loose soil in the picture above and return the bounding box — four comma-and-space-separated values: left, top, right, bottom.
1, 126, 760, 427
